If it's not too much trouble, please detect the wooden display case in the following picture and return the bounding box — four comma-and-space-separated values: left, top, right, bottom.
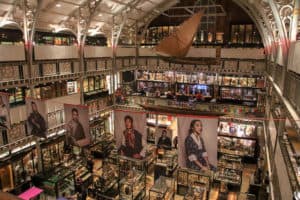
119, 169, 146, 200
88, 159, 119, 200
177, 168, 212, 198
155, 150, 178, 179
149, 176, 175, 200
40, 136, 65, 173
42, 167, 75, 198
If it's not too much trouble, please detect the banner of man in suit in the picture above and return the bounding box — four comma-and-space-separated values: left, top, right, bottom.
64, 104, 90, 147
26, 98, 48, 138
114, 110, 147, 159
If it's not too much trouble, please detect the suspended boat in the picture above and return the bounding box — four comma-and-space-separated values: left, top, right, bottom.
155, 10, 221, 65
139, 104, 225, 117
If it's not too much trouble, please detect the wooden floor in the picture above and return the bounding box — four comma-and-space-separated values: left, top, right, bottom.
87, 160, 257, 200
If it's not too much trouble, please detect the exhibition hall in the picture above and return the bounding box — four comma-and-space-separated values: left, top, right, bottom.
0, 0, 299, 199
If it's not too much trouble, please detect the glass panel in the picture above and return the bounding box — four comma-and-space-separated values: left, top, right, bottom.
239, 25, 245, 43
245, 25, 253, 43
0, 165, 14, 191
12, 159, 24, 185
89, 77, 95, 92
83, 78, 89, 93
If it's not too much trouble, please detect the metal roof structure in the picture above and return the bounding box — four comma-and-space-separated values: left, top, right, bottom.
0, 0, 298, 49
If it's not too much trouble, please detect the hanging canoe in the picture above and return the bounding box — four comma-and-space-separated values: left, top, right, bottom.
155, 11, 204, 58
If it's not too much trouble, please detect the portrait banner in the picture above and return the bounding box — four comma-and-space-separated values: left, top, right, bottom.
155, 128, 172, 150
114, 109, 146, 159
64, 104, 90, 147
178, 116, 218, 172
26, 98, 48, 138
0, 92, 10, 129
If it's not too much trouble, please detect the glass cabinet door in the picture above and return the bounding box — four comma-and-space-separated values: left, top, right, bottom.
83, 79, 89, 93
50, 144, 60, 166
23, 152, 35, 177
0, 165, 14, 191
12, 160, 24, 185
42, 148, 51, 172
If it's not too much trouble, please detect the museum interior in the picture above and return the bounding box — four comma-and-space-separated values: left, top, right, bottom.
0, 0, 300, 199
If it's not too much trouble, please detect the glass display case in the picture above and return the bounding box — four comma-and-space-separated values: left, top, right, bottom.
177, 168, 211, 196
155, 150, 178, 177
42, 167, 75, 198
74, 164, 93, 188
218, 119, 257, 139
184, 183, 207, 200
214, 167, 242, 186
137, 81, 173, 97
119, 169, 146, 200
218, 75, 265, 106
176, 83, 214, 102
11, 150, 38, 188
218, 154, 243, 171
0, 164, 14, 192
41, 138, 64, 173
88, 159, 119, 199
136, 70, 174, 82
217, 117, 259, 161
218, 136, 256, 157
90, 133, 114, 158
145, 144, 157, 168
119, 156, 147, 179
149, 176, 175, 200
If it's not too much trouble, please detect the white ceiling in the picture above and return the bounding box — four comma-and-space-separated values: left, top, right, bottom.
0, 0, 179, 40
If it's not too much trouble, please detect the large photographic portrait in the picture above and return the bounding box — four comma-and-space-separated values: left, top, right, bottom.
26, 98, 48, 138
64, 104, 90, 147
114, 110, 146, 159
155, 128, 172, 150
178, 116, 218, 172
0, 92, 10, 129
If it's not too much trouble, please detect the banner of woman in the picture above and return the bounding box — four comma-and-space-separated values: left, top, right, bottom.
114, 110, 147, 159
177, 116, 218, 172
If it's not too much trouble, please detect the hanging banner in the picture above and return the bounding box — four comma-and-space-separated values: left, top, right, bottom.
155, 128, 172, 150
178, 116, 218, 171
64, 104, 91, 147
26, 98, 48, 138
114, 110, 147, 159
0, 92, 10, 129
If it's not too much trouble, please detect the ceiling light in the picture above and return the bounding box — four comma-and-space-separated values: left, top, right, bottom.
98, 13, 103, 16
56, 3, 61, 8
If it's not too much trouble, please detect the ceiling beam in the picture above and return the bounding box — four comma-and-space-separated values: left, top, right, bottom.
184, 7, 194, 15
165, 13, 226, 18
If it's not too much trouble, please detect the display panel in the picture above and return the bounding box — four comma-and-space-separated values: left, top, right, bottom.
114, 110, 147, 159
64, 104, 91, 147
178, 116, 218, 171
0, 92, 10, 129
26, 98, 48, 138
